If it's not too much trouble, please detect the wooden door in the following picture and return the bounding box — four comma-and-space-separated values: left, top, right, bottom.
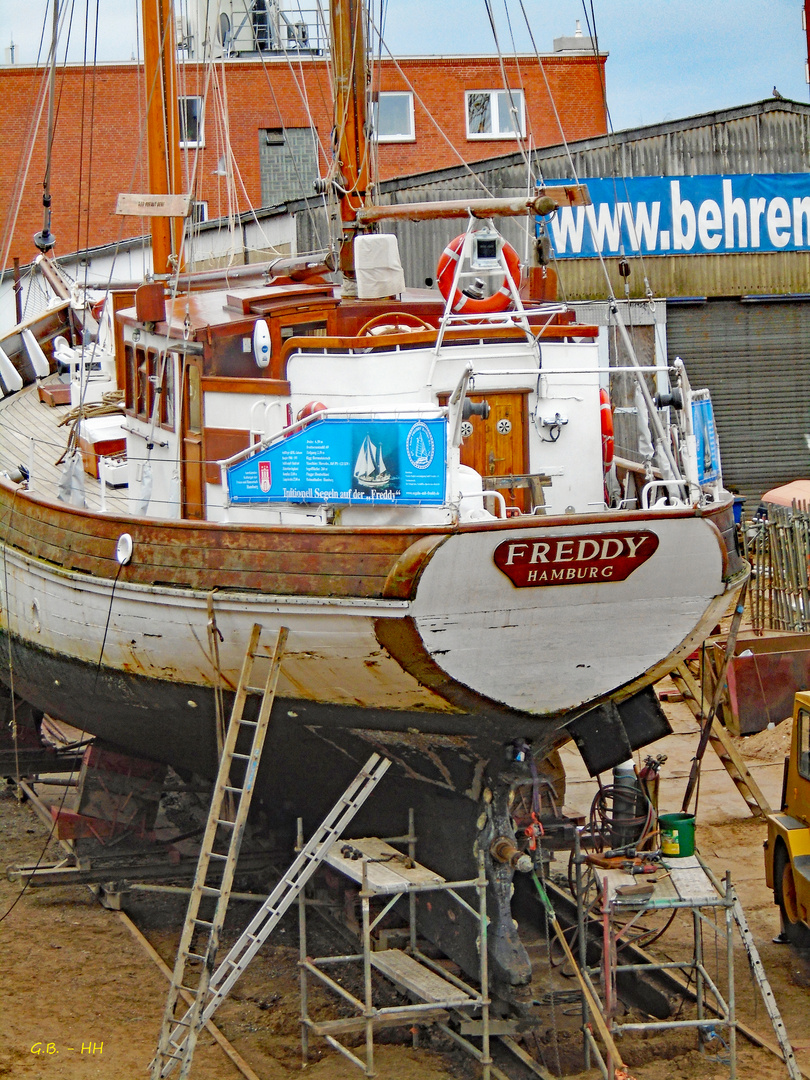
181, 359, 205, 519
460, 391, 530, 513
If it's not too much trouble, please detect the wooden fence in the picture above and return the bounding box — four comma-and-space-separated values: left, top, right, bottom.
745, 502, 810, 632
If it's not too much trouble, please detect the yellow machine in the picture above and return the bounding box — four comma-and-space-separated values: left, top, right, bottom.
764, 690, 810, 946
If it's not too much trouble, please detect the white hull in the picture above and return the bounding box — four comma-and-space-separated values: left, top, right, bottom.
1, 511, 734, 722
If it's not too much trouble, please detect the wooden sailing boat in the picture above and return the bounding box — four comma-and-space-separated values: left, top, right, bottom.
0, 0, 747, 991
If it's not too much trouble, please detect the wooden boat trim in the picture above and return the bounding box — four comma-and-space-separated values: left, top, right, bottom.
0, 467, 735, 599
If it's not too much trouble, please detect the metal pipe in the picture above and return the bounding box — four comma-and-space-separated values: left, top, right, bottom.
601, 875, 613, 1076
610, 300, 685, 492
694, 907, 704, 1030
575, 829, 590, 1071
12, 258, 22, 323
478, 848, 491, 1080
361, 859, 374, 1077
727, 873, 737, 1080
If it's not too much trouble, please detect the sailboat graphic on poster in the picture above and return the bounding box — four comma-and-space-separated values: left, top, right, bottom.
353, 433, 392, 490
409, 428, 431, 468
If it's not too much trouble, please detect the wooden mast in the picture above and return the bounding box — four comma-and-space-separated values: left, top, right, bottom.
142, 0, 185, 275
330, 0, 370, 290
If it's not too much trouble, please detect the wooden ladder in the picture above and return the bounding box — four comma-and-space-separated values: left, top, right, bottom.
671, 662, 773, 818
151, 623, 288, 1080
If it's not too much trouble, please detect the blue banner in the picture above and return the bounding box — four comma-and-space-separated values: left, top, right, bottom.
226, 416, 447, 506
546, 174, 810, 258
692, 397, 721, 484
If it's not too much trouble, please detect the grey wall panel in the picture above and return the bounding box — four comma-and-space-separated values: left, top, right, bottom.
667, 300, 810, 503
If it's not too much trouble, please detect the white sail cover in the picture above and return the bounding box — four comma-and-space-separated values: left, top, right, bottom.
354, 234, 405, 299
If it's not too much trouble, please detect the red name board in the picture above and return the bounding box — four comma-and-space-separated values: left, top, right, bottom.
493, 531, 659, 588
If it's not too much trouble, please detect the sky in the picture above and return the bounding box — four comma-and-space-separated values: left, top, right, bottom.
0, 0, 807, 132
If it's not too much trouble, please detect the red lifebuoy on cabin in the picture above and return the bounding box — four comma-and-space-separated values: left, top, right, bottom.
436, 235, 521, 315
289, 400, 327, 435
600, 388, 614, 473
91, 298, 106, 322
296, 400, 327, 422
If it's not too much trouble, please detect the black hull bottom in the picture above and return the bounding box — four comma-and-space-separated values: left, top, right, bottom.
0, 628, 569, 786
0, 631, 669, 992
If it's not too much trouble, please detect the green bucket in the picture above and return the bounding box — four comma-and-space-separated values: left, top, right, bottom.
658, 812, 696, 858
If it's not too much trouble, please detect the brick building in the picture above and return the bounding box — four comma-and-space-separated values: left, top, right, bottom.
0, 49, 607, 262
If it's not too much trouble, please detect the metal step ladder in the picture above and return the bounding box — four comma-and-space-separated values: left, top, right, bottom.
728, 884, 800, 1080
151, 623, 288, 1080
154, 750, 391, 1078
671, 662, 772, 818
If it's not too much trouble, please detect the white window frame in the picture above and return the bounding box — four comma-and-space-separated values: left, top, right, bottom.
372, 91, 415, 143
179, 96, 205, 148
465, 89, 525, 140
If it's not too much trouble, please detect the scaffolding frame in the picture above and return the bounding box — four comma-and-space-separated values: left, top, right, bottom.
298, 812, 492, 1079
579, 852, 738, 1079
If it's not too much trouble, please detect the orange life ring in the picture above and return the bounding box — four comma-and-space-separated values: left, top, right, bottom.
91, 297, 106, 322
288, 400, 327, 435
600, 388, 614, 473
296, 400, 327, 422
436, 235, 521, 315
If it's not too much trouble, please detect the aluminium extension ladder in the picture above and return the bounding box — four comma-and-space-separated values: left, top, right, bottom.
154, 751, 391, 1078
729, 885, 800, 1080
152, 703, 391, 1076
151, 623, 288, 1079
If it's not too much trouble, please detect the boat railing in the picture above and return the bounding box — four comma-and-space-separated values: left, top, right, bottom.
434, 305, 567, 354
470, 364, 674, 378
641, 480, 687, 510
249, 398, 286, 442
457, 489, 507, 519
439, 305, 568, 326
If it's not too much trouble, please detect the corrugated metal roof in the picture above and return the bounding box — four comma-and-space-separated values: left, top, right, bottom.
542, 252, 810, 302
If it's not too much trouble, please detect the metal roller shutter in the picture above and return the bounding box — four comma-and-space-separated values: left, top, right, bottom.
667, 299, 810, 506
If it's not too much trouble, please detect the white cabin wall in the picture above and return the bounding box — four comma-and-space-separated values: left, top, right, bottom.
286, 348, 435, 409
0, 210, 298, 339
204, 390, 288, 439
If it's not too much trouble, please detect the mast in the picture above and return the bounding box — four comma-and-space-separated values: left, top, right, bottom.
33, 0, 59, 254
142, 0, 185, 274
330, 0, 370, 290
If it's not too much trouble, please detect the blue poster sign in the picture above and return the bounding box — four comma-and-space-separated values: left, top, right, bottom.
545, 174, 810, 258
692, 397, 721, 484
226, 416, 447, 506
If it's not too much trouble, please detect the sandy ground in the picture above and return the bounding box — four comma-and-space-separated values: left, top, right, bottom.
1, 686, 808, 1080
